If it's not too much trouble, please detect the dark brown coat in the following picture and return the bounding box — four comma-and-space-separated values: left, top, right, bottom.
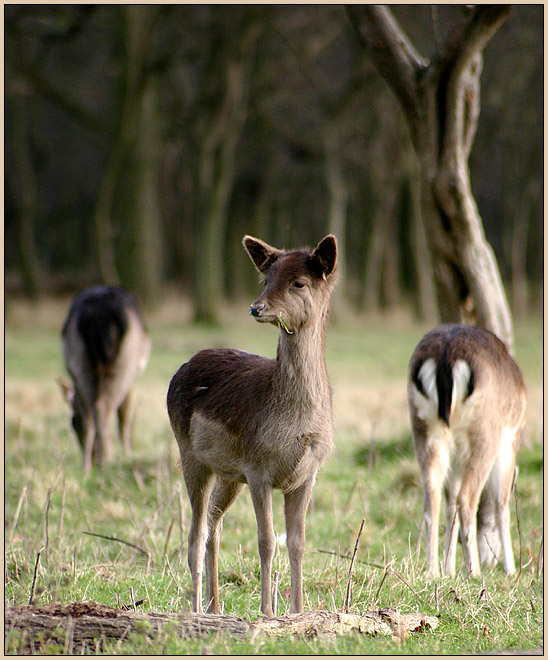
167, 235, 337, 616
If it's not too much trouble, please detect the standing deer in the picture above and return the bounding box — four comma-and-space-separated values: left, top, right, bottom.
62, 286, 151, 473
167, 235, 337, 616
407, 324, 526, 577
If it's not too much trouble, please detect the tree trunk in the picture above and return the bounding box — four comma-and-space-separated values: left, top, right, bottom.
118, 82, 163, 304
5, 602, 439, 654
361, 187, 398, 312
347, 4, 515, 352
509, 179, 539, 319
193, 27, 260, 324
11, 90, 42, 298
323, 123, 348, 307
93, 6, 162, 293
408, 167, 437, 321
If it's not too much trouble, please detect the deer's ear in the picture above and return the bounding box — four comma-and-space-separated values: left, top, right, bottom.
311, 234, 337, 277
242, 236, 282, 274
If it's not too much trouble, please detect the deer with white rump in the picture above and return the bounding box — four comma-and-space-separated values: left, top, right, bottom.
62, 286, 151, 473
167, 235, 337, 616
408, 324, 526, 577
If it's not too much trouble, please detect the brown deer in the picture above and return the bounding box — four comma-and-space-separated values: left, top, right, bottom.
167, 235, 337, 616
407, 324, 526, 577
62, 286, 151, 473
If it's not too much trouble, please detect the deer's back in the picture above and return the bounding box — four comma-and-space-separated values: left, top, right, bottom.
167, 348, 332, 489
63, 286, 150, 396
168, 348, 275, 437
409, 324, 526, 435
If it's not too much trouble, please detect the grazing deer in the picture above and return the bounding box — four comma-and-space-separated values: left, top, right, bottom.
62, 286, 151, 473
407, 324, 526, 577
167, 235, 337, 616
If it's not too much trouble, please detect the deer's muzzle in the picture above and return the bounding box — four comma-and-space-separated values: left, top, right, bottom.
250, 302, 266, 318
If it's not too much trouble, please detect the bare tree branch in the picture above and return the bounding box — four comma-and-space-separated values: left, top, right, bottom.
440, 5, 513, 174
448, 5, 514, 81
345, 5, 426, 127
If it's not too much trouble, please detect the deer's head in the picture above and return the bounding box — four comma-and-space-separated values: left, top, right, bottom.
243, 235, 337, 334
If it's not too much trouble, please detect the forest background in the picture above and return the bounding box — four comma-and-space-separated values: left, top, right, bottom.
4, 6, 544, 653
4, 4, 543, 323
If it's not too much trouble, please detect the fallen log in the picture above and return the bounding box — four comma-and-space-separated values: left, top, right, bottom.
5, 601, 439, 654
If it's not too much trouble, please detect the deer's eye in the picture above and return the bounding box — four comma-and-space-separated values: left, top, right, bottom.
292, 280, 305, 289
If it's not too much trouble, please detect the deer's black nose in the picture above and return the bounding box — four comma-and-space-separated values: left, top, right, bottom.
250, 303, 265, 317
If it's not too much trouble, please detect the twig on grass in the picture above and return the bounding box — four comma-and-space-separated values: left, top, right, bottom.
375, 569, 390, 602
9, 485, 27, 544
537, 536, 543, 577
344, 518, 365, 613
163, 518, 175, 558
83, 531, 148, 555
317, 548, 384, 570
402, 500, 421, 533
388, 566, 425, 603
28, 546, 45, 605
164, 553, 181, 592
58, 482, 66, 538
512, 466, 523, 581
343, 481, 357, 513
44, 488, 53, 564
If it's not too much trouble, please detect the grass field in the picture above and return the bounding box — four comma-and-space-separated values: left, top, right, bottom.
4, 297, 544, 654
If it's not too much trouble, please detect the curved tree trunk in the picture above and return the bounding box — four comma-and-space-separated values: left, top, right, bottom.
347, 4, 515, 352
408, 167, 437, 322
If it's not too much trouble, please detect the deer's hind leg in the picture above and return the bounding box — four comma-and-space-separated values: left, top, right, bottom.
457, 426, 496, 577
182, 454, 215, 614
477, 487, 501, 569
414, 424, 449, 577
205, 478, 244, 613
443, 481, 460, 576
484, 430, 517, 575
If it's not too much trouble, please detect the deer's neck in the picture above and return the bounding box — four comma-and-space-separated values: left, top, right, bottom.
273, 311, 330, 414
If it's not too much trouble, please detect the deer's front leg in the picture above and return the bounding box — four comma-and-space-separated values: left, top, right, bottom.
82, 412, 95, 475
248, 477, 275, 617
458, 429, 495, 577
284, 479, 315, 613
93, 398, 114, 466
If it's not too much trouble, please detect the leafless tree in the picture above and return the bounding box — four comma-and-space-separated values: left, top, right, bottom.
347, 5, 515, 351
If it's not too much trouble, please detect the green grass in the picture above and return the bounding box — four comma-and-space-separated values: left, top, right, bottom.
4, 303, 544, 655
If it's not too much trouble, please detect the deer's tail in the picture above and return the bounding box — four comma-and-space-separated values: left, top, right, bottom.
413, 354, 474, 426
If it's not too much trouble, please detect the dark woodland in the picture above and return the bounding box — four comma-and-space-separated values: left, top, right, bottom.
5, 5, 543, 323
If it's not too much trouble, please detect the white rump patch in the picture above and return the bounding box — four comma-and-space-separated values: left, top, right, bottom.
412, 358, 438, 422
418, 358, 438, 403
451, 359, 472, 415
